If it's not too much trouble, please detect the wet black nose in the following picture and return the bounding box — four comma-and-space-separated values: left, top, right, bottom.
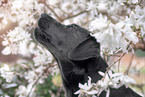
38, 14, 51, 31
40, 13, 54, 22
41, 13, 48, 18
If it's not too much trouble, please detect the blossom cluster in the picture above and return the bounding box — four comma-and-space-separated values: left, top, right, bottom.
0, 0, 144, 97
75, 70, 136, 97
1, 27, 32, 56
89, 14, 139, 53
0, 64, 14, 83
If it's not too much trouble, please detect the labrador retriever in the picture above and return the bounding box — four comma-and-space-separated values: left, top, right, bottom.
33, 14, 141, 97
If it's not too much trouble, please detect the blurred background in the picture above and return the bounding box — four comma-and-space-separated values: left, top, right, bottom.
0, 0, 145, 97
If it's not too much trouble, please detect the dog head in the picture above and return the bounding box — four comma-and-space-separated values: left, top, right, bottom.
34, 14, 100, 60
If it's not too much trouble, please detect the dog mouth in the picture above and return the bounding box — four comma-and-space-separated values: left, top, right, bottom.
34, 14, 56, 44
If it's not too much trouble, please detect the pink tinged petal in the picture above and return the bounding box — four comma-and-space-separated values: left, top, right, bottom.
105, 74, 109, 81
2, 40, 9, 46
124, 75, 136, 84
2, 46, 11, 55
78, 83, 84, 88
88, 76, 92, 89
98, 71, 105, 76
74, 90, 81, 95
108, 70, 113, 77
87, 90, 98, 95
112, 73, 123, 77
106, 88, 110, 97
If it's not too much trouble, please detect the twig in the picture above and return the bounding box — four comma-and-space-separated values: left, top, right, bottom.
125, 53, 134, 75
61, 10, 89, 22
44, 2, 62, 22
102, 42, 132, 80
101, 52, 126, 81
103, 52, 121, 57
27, 73, 43, 97
118, 59, 121, 72
27, 65, 50, 97
44, 1, 118, 24
141, 37, 145, 50
27, 59, 57, 97
107, 53, 126, 72
97, 11, 118, 24
44, 1, 89, 22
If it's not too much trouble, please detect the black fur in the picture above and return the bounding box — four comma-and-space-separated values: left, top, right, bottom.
34, 14, 141, 97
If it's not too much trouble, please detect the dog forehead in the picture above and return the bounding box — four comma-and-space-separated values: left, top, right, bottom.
37, 14, 91, 50
47, 21, 90, 40
38, 14, 90, 38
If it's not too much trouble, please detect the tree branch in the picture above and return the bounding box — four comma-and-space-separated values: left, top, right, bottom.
125, 53, 134, 75
61, 10, 89, 22
27, 63, 55, 97
44, 2, 62, 22
141, 37, 145, 51
102, 42, 132, 80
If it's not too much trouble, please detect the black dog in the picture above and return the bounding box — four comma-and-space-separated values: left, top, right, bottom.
34, 14, 141, 97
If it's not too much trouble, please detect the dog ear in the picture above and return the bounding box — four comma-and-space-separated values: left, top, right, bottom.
68, 37, 100, 61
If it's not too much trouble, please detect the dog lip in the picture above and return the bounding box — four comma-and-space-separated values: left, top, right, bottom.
39, 27, 51, 41
33, 27, 40, 42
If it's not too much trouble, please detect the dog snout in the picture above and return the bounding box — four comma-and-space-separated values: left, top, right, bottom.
41, 13, 48, 18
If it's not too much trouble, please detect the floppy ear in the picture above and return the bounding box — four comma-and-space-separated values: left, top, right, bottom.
68, 37, 100, 61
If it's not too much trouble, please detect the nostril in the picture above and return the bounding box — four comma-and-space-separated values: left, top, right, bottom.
40, 33, 45, 40
38, 18, 50, 31
46, 38, 50, 42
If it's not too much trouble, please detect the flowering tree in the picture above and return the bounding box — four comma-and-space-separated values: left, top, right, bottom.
0, 0, 145, 97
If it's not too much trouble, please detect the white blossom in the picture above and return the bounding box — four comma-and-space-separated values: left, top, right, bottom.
1, 27, 32, 56
117, 0, 138, 4
128, 0, 138, 3
112, 73, 136, 88
75, 70, 137, 96
16, 85, 28, 97
47, 0, 60, 6
33, 46, 53, 66
11, 0, 44, 28
0, 95, 10, 97
98, 71, 114, 89
2, 83, 17, 88
0, 64, 14, 83
16, 84, 33, 97
25, 71, 37, 83
89, 14, 139, 54
97, 71, 137, 96
97, 2, 108, 12
87, 1, 98, 17
48, 64, 59, 76
1, 46, 12, 55
74, 77, 98, 96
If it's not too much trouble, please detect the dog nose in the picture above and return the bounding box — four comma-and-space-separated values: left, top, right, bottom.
41, 13, 48, 18
40, 13, 53, 25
